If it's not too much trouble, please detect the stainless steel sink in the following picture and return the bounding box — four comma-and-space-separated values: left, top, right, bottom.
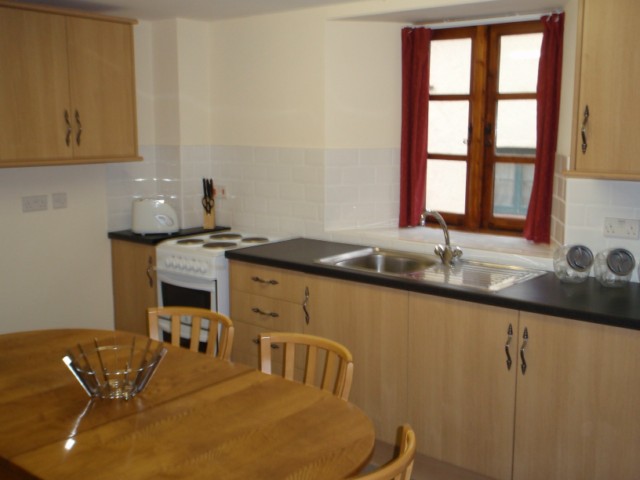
322, 248, 439, 274
315, 247, 545, 292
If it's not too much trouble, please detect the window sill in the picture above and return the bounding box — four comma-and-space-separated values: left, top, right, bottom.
322, 226, 554, 271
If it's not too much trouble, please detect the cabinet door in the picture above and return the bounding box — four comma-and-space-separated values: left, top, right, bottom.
513, 312, 640, 479
408, 293, 518, 480
0, 7, 71, 162
111, 240, 156, 334
574, 0, 640, 176
305, 275, 408, 444
67, 16, 137, 159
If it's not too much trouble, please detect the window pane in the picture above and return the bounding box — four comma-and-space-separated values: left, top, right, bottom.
498, 33, 542, 93
495, 99, 536, 156
426, 160, 467, 214
493, 163, 534, 217
428, 101, 469, 155
430, 38, 472, 94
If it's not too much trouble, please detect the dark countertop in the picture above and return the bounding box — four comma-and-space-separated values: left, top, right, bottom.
108, 225, 230, 245
226, 237, 640, 331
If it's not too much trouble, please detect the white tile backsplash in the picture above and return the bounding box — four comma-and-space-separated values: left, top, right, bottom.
564, 178, 640, 256
106, 145, 640, 270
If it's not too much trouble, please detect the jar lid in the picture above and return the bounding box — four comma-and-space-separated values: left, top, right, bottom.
606, 248, 635, 276
566, 245, 593, 272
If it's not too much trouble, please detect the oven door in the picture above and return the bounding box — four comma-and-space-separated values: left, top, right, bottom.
157, 271, 217, 311
156, 270, 218, 346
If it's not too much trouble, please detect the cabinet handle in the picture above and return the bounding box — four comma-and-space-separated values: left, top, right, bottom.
75, 110, 83, 146
146, 256, 154, 288
253, 337, 279, 349
581, 105, 589, 153
520, 327, 529, 375
505, 323, 513, 370
303, 286, 310, 325
64, 110, 72, 146
251, 307, 279, 318
251, 276, 278, 285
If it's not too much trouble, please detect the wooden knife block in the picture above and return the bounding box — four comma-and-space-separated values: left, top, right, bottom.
203, 211, 215, 229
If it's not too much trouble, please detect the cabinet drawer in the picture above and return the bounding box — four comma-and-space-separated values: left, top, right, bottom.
230, 321, 262, 369
229, 261, 307, 303
231, 321, 291, 373
231, 290, 306, 331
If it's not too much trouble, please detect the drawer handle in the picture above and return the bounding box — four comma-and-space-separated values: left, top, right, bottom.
253, 337, 279, 349
520, 327, 529, 375
505, 323, 513, 371
251, 307, 279, 318
251, 276, 279, 285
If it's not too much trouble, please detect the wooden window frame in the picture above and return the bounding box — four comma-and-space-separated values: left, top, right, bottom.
427, 21, 543, 235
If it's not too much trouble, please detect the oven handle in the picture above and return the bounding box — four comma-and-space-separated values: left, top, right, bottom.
156, 270, 218, 290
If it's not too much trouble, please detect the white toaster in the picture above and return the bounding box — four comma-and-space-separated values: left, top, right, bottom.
132, 198, 179, 234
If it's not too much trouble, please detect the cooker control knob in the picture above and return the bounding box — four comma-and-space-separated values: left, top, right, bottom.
199, 262, 207, 273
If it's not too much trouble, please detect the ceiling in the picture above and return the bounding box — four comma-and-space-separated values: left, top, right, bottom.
17, 0, 564, 23
17, 0, 375, 21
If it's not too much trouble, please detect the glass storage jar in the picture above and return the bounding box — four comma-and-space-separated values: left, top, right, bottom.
594, 248, 635, 287
553, 244, 593, 283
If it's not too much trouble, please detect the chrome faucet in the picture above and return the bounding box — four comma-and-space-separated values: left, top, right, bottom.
419, 209, 463, 266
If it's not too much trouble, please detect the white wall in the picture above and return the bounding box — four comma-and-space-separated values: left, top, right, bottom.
325, 20, 402, 148
0, 165, 114, 334
210, 9, 326, 147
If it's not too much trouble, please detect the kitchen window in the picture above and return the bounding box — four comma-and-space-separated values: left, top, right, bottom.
425, 21, 543, 234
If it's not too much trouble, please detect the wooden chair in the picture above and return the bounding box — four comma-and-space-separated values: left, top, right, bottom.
352, 424, 416, 480
147, 306, 234, 360
259, 332, 354, 401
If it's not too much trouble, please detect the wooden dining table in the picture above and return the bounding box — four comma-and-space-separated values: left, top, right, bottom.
0, 329, 375, 480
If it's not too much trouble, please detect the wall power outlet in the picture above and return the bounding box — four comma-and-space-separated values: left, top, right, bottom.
22, 194, 48, 212
603, 217, 640, 239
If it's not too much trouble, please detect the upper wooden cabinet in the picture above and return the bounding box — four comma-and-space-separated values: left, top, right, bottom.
0, 1, 140, 167
570, 0, 640, 178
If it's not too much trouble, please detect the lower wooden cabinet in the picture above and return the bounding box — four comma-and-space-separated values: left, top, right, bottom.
229, 262, 640, 478
513, 312, 640, 479
229, 262, 408, 444
408, 293, 518, 480
229, 261, 308, 370
304, 275, 409, 444
110, 239, 156, 334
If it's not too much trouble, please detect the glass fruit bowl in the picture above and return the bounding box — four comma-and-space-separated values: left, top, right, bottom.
63, 335, 167, 400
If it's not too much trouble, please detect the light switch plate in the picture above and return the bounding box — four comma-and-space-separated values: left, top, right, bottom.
52, 192, 67, 209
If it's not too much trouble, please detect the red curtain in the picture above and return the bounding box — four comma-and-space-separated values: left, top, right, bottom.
399, 27, 431, 227
523, 13, 565, 243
